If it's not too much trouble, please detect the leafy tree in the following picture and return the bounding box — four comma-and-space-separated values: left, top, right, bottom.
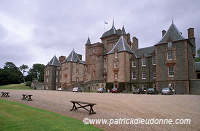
195, 48, 200, 62
20, 64, 29, 83
4, 62, 19, 71
0, 62, 23, 85
28, 64, 45, 82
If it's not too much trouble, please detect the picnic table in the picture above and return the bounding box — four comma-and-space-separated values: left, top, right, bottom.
70, 100, 96, 115
21, 94, 33, 101
1, 92, 10, 97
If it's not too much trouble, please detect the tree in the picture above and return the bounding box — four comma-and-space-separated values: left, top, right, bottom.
28, 64, 45, 82
4, 62, 19, 71
0, 62, 23, 85
20, 64, 29, 83
195, 48, 200, 62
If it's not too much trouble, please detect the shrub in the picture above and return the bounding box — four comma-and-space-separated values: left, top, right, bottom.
26, 81, 32, 86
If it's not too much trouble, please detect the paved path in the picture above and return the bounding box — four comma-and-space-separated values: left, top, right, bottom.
0, 89, 200, 131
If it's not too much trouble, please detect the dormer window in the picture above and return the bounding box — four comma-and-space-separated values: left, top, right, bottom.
142, 57, 146, 66
168, 42, 172, 48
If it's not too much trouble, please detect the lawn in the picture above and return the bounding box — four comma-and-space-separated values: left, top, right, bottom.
0, 99, 102, 131
0, 84, 32, 90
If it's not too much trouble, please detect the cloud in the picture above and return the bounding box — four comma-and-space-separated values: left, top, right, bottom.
0, 0, 199, 69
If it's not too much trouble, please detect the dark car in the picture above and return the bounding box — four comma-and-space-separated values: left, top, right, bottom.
132, 88, 146, 94
162, 88, 174, 95
97, 88, 106, 93
111, 88, 120, 93
147, 88, 158, 95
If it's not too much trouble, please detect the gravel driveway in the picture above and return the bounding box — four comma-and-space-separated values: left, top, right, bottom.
0, 89, 200, 131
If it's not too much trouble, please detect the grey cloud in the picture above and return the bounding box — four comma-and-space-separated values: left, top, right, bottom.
0, 0, 199, 68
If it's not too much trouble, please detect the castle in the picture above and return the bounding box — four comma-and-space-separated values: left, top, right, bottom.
44, 21, 199, 94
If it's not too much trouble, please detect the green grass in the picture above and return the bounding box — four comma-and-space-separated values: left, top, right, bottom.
0, 84, 32, 90
0, 99, 102, 131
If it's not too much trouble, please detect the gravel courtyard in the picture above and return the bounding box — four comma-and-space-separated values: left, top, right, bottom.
0, 89, 200, 131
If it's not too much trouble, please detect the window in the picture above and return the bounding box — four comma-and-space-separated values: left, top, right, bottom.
153, 71, 156, 79
76, 77, 79, 82
56, 78, 58, 82
142, 58, 146, 66
114, 73, 118, 80
76, 69, 79, 74
114, 61, 118, 68
132, 84, 136, 90
132, 72, 136, 79
152, 56, 156, 65
142, 72, 146, 79
168, 42, 172, 48
132, 60, 136, 67
76, 63, 79, 67
142, 84, 146, 89
167, 50, 172, 60
168, 83, 175, 89
47, 78, 49, 83
92, 48, 95, 53
114, 52, 118, 58
168, 67, 174, 77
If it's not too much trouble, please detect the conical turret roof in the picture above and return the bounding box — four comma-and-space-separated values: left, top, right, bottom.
47, 55, 60, 67
156, 22, 185, 45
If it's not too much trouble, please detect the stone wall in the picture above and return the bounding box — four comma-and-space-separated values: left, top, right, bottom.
190, 79, 200, 94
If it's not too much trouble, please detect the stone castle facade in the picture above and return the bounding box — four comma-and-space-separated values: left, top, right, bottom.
44, 21, 198, 94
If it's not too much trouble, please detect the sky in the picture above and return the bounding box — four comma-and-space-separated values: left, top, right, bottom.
0, 0, 200, 69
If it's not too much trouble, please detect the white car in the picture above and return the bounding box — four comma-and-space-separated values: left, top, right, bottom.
57, 88, 63, 91
72, 87, 82, 92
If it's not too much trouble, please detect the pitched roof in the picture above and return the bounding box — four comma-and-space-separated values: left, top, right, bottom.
47, 56, 60, 66
195, 62, 200, 71
134, 46, 155, 58
85, 37, 91, 45
64, 49, 84, 64
107, 36, 133, 54
156, 22, 185, 45
101, 22, 118, 39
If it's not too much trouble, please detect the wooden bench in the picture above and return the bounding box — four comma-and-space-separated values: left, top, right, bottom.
70, 100, 96, 115
1, 92, 10, 97
21, 94, 33, 101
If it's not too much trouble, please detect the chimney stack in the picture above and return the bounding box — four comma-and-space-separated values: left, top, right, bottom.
132, 37, 138, 51
188, 28, 194, 39
162, 30, 166, 37
77, 54, 82, 60
59, 56, 66, 63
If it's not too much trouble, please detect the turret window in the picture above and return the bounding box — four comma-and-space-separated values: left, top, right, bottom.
152, 56, 156, 65
114, 52, 118, 58
114, 61, 118, 68
168, 42, 172, 48
168, 67, 174, 77
167, 50, 173, 60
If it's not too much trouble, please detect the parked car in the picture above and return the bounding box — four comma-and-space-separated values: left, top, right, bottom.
132, 88, 146, 94
162, 88, 174, 95
147, 88, 158, 95
72, 87, 82, 92
57, 88, 63, 91
111, 87, 120, 93
97, 88, 106, 93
